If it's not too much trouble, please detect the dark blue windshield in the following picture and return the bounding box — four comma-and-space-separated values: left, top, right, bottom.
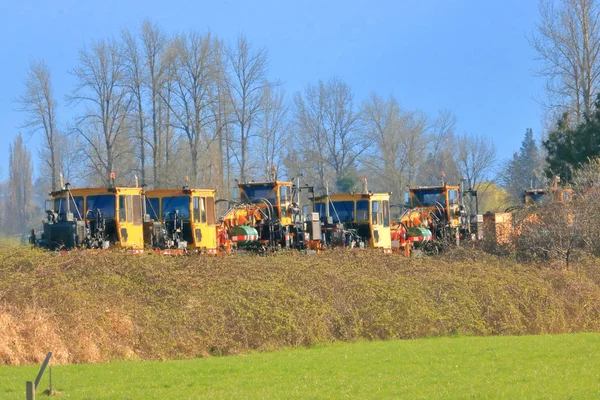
146, 198, 160, 220
86, 195, 116, 218
54, 196, 84, 219
411, 189, 446, 207
356, 200, 369, 221
529, 192, 546, 203
162, 196, 190, 219
316, 201, 354, 223
240, 184, 277, 204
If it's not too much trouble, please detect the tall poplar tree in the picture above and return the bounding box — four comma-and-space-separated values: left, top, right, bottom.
7, 134, 34, 233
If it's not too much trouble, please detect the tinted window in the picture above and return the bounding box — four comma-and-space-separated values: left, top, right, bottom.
383, 200, 390, 227
132, 195, 142, 225
356, 200, 369, 221
146, 198, 160, 220
315, 201, 354, 223
119, 196, 126, 221
412, 189, 446, 207
372, 201, 381, 225
279, 185, 290, 203
240, 184, 277, 205
127, 195, 133, 223
193, 197, 201, 222
529, 192, 546, 204
54, 196, 84, 219
448, 190, 458, 205
200, 197, 206, 223
330, 201, 354, 223
162, 196, 191, 219
86, 195, 116, 218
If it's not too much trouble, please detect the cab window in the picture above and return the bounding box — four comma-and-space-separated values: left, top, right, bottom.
86, 195, 116, 219
356, 200, 369, 221
372, 201, 382, 225
162, 196, 191, 219
206, 196, 216, 225
126, 195, 133, 223
132, 195, 142, 225
193, 197, 200, 222
383, 200, 390, 227
119, 196, 126, 221
279, 185, 290, 204
54, 196, 84, 219
146, 198, 160, 220
200, 197, 207, 223
448, 189, 458, 206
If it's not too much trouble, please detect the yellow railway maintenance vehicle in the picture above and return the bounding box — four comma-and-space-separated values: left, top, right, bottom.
391, 179, 474, 252
145, 185, 218, 254
312, 181, 392, 252
34, 180, 145, 251
519, 177, 572, 207
219, 179, 312, 251
524, 188, 573, 206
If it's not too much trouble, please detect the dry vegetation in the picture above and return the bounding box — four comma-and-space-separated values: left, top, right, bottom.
1, 245, 600, 366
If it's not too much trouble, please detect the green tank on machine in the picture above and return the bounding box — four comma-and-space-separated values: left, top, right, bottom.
406, 227, 433, 245
229, 225, 260, 247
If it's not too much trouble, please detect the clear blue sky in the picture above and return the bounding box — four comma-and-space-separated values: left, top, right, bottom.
0, 0, 544, 181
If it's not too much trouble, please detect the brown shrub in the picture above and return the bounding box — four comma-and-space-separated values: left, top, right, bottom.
3, 246, 600, 365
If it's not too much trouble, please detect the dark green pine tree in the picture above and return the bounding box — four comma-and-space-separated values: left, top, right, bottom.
502, 128, 544, 204
544, 95, 600, 182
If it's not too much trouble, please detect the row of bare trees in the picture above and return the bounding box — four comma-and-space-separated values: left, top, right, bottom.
532, 0, 600, 126
17, 21, 497, 209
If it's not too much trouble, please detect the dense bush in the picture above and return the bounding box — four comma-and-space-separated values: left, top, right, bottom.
1, 246, 600, 365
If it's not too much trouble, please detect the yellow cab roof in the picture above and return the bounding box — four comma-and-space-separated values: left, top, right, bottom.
52, 187, 142, 197
146, 188, 216, 197
409, 184, 459, 192
238, 180, 292, 187
314, 192, 390, 202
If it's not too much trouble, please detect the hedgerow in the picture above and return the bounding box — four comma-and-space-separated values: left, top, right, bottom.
1, 246, 600, 365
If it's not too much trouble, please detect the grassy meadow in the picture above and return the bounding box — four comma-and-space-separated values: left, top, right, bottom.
2, 333, 600, 399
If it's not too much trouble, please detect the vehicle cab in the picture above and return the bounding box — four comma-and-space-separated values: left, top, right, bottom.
50, 186, 144, 249
145, 188, 218, 253
407, 184, 461, 228
313, 192, 391, 250
236, 180, 294, 225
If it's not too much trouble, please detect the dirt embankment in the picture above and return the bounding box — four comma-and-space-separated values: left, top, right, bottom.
1, 246, 600, 365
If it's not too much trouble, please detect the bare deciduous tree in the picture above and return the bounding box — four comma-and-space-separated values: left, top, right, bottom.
293, 82, 330, 192
457, 133, 497, 214
418, 109, 460, 186
226, 34, 268, 182
17, 60, 60, 191
165, 32, 216, 185
122, 28, 148, 185
209, 37, 233, 193
362, 93, 410, 203
399, 110, 428, 187
293, 78, 364, 192
69, 39, 134, 184
531, 0, 600, 124
323, 77, 365, 189
257, 84, 288, 181
362, 93, 429, 203
141, 20, 168, 188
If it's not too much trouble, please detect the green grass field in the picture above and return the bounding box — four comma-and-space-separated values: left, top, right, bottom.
2, 333, 599, 399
